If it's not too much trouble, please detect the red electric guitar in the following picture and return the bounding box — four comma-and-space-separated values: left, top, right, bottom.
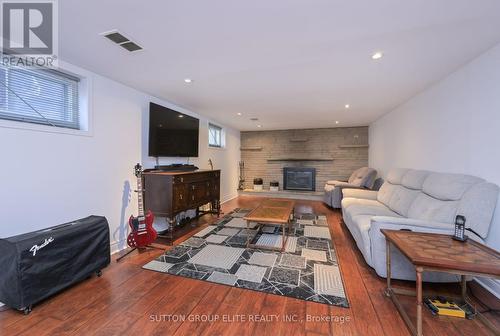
127, 164, 157, 248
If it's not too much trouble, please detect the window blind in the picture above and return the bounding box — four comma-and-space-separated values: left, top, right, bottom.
0, 65, 80, 129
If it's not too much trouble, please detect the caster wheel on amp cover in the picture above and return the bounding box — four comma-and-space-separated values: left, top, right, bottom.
23, 305, 32, 315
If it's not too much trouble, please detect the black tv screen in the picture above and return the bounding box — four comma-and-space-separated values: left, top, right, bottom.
148, 102, 199, 157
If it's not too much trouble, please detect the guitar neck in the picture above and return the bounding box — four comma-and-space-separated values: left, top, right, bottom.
137, 176, 145, 217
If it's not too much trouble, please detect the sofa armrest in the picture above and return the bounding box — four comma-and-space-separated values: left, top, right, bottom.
368, 216, 456, 278
326, 180, 348, 185
342, 188, 378, 200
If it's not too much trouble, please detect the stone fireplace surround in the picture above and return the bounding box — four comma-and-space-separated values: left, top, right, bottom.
240, 127, 369, 193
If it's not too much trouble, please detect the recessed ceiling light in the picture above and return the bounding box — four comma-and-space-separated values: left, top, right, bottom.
237, 112, 242, 116
178, 114, 184, 118
184, 78, 193, 83
371, 52, 383, 60
257, 125, 262, 128
345, 104, 350, 109
335, 121, 340, 124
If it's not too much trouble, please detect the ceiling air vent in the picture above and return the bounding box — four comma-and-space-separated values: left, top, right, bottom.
101, 30, 143, 53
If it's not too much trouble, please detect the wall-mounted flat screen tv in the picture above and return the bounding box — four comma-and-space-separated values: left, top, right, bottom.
148, 102, 199, 157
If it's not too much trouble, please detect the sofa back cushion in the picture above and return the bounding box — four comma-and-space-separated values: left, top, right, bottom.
348, 167, 377, 188
407, 193, 459, 223
378, 169, 499, 237
387, 186, 421, 217
386, 168, 409, 184
378, 169, 421, 216
377, 182, 396, 206
422, 173, 483, 201
401, 170, 430, 190
457, 182, 499, 238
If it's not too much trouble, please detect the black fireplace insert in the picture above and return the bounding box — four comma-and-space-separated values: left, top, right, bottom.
283, 167, 316, 191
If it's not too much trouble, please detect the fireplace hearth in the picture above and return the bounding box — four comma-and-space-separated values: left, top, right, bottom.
283, 167, 316, 191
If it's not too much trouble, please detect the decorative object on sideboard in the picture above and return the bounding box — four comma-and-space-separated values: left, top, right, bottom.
208, 158, 213, 170
238, 161, 245, 190
270, 181, 279, 192
253, 178, 263, 191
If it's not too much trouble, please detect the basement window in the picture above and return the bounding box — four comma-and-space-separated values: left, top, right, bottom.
208, 123, 224, 148
0, 64, 80, 130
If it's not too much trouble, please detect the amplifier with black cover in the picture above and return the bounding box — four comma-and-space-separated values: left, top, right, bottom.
0, 215, 110, 314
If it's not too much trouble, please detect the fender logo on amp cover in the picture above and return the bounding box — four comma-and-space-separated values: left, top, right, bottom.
29, 237, 54, 256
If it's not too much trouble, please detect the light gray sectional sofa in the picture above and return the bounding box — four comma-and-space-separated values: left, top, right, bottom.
341, 168, 499, 282
324, 167, 377, 208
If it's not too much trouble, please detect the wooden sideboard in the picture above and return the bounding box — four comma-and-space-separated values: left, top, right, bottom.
143, 169, 221, 240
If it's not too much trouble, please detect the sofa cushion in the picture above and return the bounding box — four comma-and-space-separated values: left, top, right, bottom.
377, 182, 397, 206
386, 168, 410, 184
345, 202, 401, 219
407, 193, 459, 223
401, 170, 430, 190
341, 197, 381, 209
341, 198, 382, 223
387, 185, 420, 217
422, 173, 484, 201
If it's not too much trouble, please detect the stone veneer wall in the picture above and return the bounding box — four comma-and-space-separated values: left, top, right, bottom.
240, 127, 369, 192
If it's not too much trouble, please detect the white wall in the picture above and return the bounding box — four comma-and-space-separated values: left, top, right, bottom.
0, 62, 240, 253
369, 43, 500, 295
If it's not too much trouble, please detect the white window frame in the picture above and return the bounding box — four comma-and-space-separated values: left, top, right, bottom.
0, 61, 92, 137
208, 122, 224, 148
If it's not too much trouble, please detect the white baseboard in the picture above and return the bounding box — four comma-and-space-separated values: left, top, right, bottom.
221, 193, 238, 204
110, 238, 126, 255
474, 277, 500, 299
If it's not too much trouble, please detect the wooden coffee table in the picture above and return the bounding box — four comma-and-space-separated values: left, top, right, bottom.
244, 199, 295, 252
382, 229, 500, 336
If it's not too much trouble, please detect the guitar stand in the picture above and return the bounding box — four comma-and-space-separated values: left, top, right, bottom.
116, 244, 165, 262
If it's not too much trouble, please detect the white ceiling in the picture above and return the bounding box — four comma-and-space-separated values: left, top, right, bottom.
59, 0, 500, 131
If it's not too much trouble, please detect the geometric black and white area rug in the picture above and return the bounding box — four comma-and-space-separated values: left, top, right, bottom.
143, 208, 349, 307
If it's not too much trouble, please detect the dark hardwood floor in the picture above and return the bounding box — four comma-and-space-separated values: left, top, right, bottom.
0, 196, 498, 335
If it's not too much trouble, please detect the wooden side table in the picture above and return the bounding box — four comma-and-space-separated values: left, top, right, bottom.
382, 229, 500, 336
